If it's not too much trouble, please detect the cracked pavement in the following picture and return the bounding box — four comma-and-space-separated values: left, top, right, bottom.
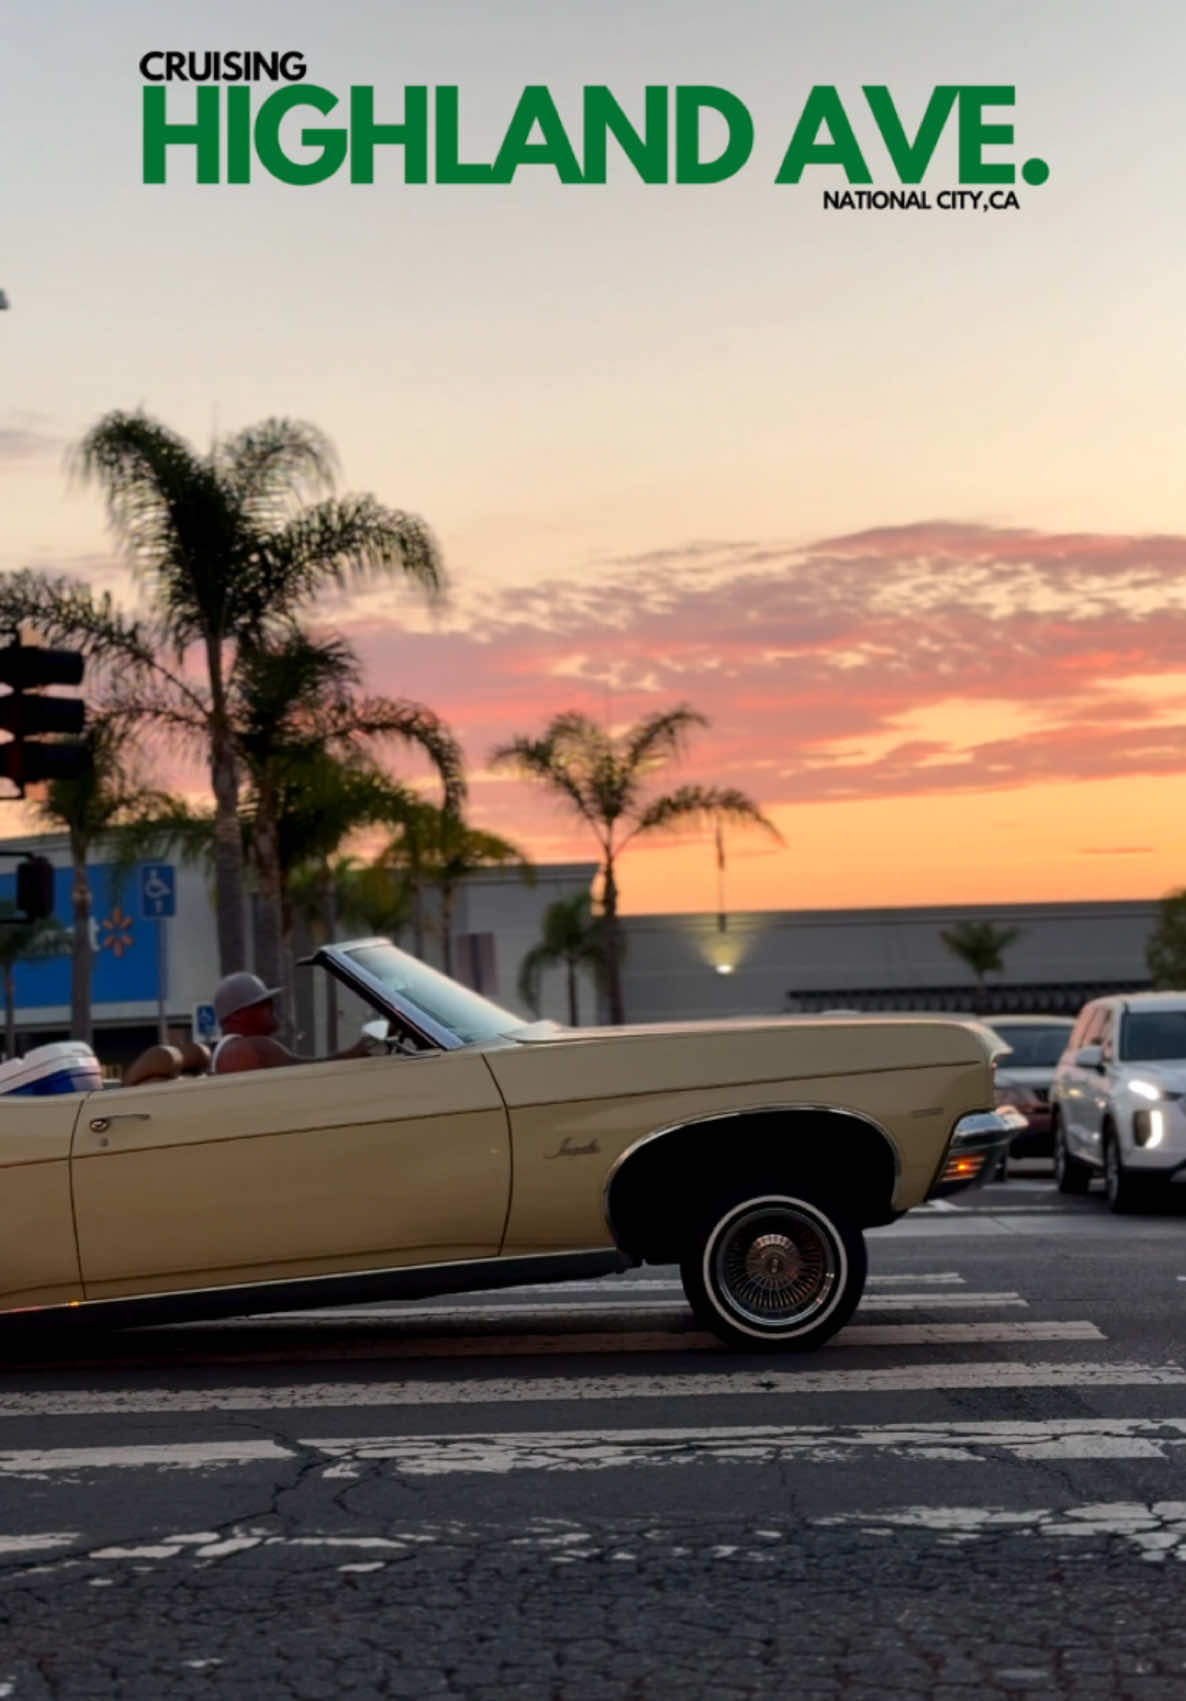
3, 1184, 1186, 1696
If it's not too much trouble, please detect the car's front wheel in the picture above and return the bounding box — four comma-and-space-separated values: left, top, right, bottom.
1103, 1128, 1145, 1213
681, 1184, 866, 1351
1053, 1112, 1092, 1195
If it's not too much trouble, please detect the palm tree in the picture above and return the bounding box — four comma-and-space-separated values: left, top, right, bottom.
491, 706, 783, 1022
38, 717, 204, 1046
517, 892, 608, 1025
65, 409, 446, 973
274, 756, 415, 955
1148, 888, 1186, 990
0, 905, 70, 1058
230, 627, 464, 993
940, 920, 1023, 1004
336, 860, 414, 939
378, 800, 533, 975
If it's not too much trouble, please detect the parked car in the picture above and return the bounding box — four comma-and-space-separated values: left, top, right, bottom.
989, 1016, 1076, 1163
1050, 992, 1186, 1211
0, 939, 1014, 1352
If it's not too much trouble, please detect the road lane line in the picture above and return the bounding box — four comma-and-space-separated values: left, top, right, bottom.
253, 1290, 1023, 1326
0, 1440, 289, 1474
816, 1501, 1186, 1563
0, 1532, 80, 1554
4, 1418, 1186, 1479
0, 1358, 1175, 1417
839, 1322, 1101, 1345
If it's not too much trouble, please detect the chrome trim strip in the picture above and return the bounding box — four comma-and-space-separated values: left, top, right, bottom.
1, 1247, 629, 1326
88, 1245, 623, 1309
602, 1101, 904, 1242
950, 1108, 1026, 1145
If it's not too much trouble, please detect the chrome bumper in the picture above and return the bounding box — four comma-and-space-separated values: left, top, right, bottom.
928, 1107, 1027, 1198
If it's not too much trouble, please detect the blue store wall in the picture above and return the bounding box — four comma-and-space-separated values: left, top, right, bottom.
1, 865, 160, 1007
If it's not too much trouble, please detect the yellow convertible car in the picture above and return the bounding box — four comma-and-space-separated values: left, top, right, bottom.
0, 939, 1014, 1351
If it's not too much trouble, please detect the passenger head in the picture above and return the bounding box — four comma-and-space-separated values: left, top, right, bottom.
213, 972, 283, 1038
177, 1040, 212, 1075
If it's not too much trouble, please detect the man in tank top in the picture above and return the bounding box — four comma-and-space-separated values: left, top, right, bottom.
211, 972, 372, 1074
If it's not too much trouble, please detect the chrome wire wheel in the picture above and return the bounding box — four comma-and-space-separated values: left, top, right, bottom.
707, 1197, 844, 1334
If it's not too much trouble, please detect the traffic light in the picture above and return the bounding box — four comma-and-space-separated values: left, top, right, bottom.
15, 855, 55, 921
0, 642, 88, 795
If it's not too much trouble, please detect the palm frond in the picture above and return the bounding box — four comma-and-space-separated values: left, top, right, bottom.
626, 784, 785, 843
256, 495, 446, 617
216, 419, 337, 525
623, 705, 709, 773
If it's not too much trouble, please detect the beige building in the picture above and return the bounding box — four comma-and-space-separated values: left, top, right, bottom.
618, 899, 1162, 1022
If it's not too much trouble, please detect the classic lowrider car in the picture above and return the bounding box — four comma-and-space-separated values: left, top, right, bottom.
0, 939, 1014, 1351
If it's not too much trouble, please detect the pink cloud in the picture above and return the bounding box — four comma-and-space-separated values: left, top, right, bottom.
28, 519, 1186, 863
314, 520, 1186, 854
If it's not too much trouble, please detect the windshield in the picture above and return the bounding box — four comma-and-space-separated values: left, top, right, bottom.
991, 1023, 1073, 1068
1119, 1009, 1186, 1063
342, 942, 526, 1046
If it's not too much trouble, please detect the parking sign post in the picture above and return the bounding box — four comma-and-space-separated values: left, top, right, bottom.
138, 864, 176, 1044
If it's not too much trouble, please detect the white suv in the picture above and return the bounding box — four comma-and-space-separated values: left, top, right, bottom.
1050, 993, 1186, 1211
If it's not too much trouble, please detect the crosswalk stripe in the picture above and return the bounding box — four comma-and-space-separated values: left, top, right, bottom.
4, 1416, 1186, 1479
0, 1358, 1176, 1417
94, 1319, 1103, 1365
516, 1273, 967, 1293
257, 1290, 1023, 1326
815, 1500, 1186, 1563
838, 1322, 1100, 1345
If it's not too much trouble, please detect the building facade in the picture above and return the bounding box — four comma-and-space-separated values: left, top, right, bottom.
1, 826, 1169, 1057
618, 899, 1163, 1022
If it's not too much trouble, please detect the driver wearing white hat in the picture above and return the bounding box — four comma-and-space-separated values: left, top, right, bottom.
211, 972, 371, 1075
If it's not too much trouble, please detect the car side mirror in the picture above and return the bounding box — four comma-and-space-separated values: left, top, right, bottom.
362, 1018, 391, 1045
1075, 1043, 1103, 1071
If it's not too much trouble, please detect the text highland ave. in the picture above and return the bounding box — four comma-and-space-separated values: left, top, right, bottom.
140, 79, 1050, 189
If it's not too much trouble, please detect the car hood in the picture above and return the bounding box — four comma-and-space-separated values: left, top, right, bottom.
512, 1012, 1007, 1054
1125, 1064, 1186, 1093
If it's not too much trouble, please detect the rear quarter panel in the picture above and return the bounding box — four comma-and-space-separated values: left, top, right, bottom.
484, 1019, 994, 1253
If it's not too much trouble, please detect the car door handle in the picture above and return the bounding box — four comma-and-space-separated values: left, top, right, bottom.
89, 1113, 152, 1133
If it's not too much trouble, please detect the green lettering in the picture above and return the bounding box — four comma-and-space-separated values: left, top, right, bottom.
349, 85, 428, 183
958, 86, 1014, 183
142, 86, 221, 185
227, 87, 252, 184
582, 86, 669, 183
775, 86, 871, 184
863, 85, 957, 183
254, 86, 346, 185
435, 87, 496, 183
675, 87, 753, 183
493, 86, 584, 184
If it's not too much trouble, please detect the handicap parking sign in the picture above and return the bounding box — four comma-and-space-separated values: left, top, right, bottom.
192, 1002, 218, 1043
139, 863, 176, 920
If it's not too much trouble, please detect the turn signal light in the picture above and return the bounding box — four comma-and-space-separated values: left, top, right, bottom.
941, 1153, 985, 1182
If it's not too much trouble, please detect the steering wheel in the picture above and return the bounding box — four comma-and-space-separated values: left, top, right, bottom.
360, 1018, 422, 1058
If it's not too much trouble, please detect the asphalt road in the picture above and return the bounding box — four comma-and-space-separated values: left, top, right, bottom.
4, 1176, 1186, 1699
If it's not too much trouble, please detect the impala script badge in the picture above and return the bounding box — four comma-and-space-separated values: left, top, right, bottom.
544, 1136, 601, 1159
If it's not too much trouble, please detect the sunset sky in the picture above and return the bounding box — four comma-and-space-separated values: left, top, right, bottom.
3, 0, 1185, 913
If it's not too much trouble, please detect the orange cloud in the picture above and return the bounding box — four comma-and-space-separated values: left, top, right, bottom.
31, 519, 1186, 911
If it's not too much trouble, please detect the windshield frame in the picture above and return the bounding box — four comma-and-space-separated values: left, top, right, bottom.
306, 938, 529, 1050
